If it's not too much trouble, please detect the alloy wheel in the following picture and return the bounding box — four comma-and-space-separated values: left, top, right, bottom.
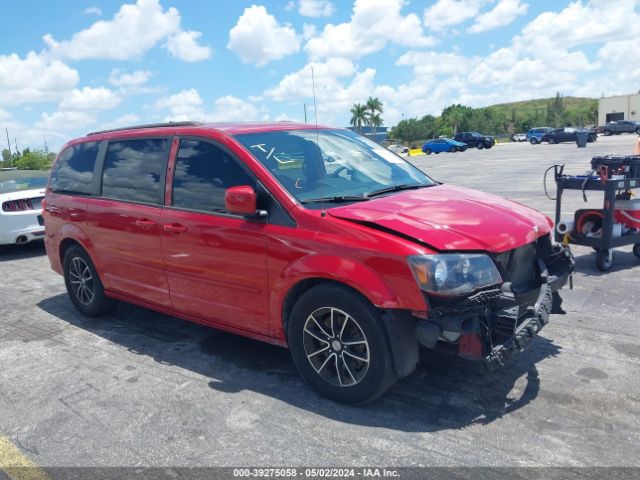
68, 256, 95, 305
302, 307, 370, 387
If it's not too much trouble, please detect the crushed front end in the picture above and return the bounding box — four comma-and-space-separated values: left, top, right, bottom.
409, 234, 574, 369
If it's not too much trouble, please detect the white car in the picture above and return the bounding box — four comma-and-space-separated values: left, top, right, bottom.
512, 133, 527, 142
0, 170, 48, 246
387, 144, 408, 154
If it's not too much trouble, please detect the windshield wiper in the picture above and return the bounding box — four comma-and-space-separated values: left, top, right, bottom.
366, 183, 429, 198
301, 195, 370, 204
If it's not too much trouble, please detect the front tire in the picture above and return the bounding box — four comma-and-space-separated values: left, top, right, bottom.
424, 148, 431, 155
548, 138, 556, 144
288, 284, 397, 404
477, 143, 484, 150
530, 138, 538, 144
63, 245, 116, 316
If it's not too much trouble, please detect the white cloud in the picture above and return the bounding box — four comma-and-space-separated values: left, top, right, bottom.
265, 58, 357, 101
227, 5, 300, 66
275, 113, 300, 122
59, 87, 122, 111
108, 69, 153, 87
44, 0, 209, 61
113, 113, 141, 125
595, 38, 640, 95
166, 30, 212, 62
305, 0, 435, 60
468, 0, 528, 33
156, 89, 260, 122
37, 111, 97, 131
84, 6, 102, 15
265, 58, 377, 124
299, 0, 335, 17
0, 107, 11, 122
302, 23, 318, 41
207, 96, 260, 122
520, 0, 639, 50
0, 52, 79, 105
156, 88, 204, 121
423, 0, 483, 32
396, 50, 480, 76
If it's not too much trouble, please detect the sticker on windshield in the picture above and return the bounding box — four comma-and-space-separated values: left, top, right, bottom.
250, 143, 296, 164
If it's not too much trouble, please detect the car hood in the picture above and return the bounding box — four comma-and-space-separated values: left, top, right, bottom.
328, 185, 552, 253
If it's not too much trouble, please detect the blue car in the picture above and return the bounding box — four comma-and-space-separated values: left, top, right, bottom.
422, 138, 467, 155
526, 127, 553, 144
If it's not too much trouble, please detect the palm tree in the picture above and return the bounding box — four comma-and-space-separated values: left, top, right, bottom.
350, 103, 368, 133
365, 97, 384, 136
370, 113, 383, 135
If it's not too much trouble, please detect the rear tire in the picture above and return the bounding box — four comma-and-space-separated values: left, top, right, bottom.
530, 138, 538, 144
548, 138, 556, 144
633, 243, 640, 260
604, 130, 611, 136
477, 143, 484, 150
288, 284, 397, 404
63, 245, 116, 317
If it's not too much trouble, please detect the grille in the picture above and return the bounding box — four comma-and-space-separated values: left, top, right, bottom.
494, 242, 540, 294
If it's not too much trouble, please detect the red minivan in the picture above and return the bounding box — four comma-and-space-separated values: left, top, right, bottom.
44, 122, 573, 403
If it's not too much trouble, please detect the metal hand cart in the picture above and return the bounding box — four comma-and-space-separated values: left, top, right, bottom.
554, 167, 640, 271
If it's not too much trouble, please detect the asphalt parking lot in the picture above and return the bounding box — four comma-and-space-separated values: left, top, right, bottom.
1, 134, 639, 469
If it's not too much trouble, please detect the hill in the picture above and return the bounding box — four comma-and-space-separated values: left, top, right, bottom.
389, 94, 599, 143
483, 96, 598, 127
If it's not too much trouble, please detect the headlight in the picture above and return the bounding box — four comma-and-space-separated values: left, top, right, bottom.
408, 254, 502, 297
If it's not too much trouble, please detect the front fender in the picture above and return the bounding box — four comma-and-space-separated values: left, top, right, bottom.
269, 254, 405, 340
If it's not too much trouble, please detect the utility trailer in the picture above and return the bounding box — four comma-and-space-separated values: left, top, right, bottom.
554, 164, 640, 271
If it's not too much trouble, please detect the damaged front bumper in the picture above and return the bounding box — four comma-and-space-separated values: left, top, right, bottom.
416, 237, 574, 369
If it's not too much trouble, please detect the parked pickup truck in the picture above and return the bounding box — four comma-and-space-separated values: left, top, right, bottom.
603, 120, 639, 136
453, 131, 495, 149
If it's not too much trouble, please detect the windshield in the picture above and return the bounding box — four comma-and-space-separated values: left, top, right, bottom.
0, 170, 49, 194
234, 129, 435, 205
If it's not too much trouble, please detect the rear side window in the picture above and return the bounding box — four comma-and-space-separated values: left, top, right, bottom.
49, 142, 99, 195
172, 140, 254, 213
101, 139, 168, 204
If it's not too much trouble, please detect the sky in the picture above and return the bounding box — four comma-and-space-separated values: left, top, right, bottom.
1, 0, 639, 151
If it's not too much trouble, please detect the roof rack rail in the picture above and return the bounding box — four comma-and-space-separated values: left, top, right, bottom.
87, 121, 203, 136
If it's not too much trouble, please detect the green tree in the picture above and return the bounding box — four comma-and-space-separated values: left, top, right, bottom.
365, 97, 384, 136
14, 149, 51, 170
370, 113, 383, 134
547, 92, 566, 127
441, 104, 473, 134
350, 103, 368, 133
1, 148, 11, 168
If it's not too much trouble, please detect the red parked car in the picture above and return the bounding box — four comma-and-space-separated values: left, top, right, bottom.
43, 122, 573, 403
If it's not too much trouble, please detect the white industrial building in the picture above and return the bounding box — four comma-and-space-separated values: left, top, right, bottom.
598, 92, 640, 125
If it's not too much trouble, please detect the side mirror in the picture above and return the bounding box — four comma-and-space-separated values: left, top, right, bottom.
225, 185, 258, 216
